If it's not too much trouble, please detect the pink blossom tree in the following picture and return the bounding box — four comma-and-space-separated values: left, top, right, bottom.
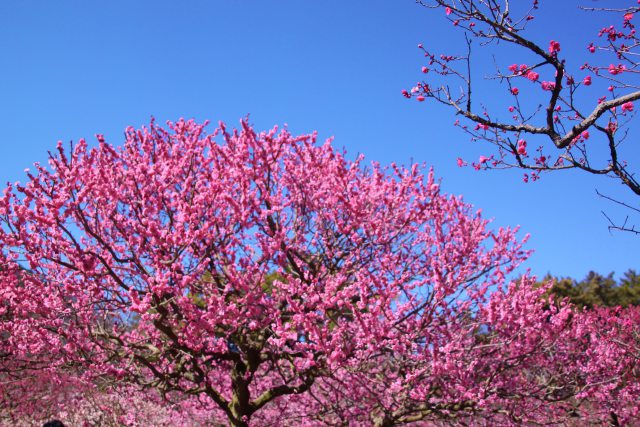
1, 119, 638, 425
405, 0, 640, 233
1, 377, 223, 427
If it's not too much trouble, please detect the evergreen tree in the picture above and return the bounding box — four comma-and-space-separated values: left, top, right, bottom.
543, 270, 640, 308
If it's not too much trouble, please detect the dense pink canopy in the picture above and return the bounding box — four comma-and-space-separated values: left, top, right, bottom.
0, 119, 638, 425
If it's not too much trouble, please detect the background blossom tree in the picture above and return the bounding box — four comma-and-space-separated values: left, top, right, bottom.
406, 0, 640, 233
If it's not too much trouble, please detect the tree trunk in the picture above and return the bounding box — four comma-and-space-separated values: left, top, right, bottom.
228, 360, 253, 427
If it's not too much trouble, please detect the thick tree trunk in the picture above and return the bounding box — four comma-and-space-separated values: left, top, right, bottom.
228, 360, 253, 427
228, 398, 251, 427
228, 415, 249, 427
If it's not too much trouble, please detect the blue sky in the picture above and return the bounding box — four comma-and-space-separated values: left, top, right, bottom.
1, 1, 637, 280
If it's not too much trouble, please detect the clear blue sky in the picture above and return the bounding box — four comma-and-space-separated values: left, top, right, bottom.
1, 1, 637, 280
